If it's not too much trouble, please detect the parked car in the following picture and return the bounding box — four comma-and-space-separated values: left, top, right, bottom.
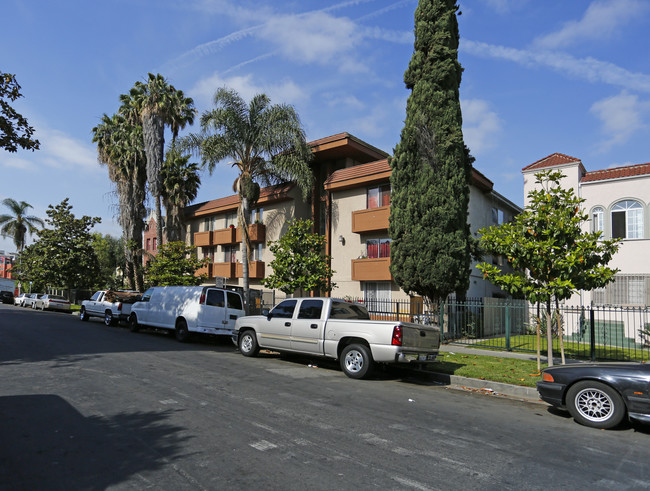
80, 290, 141, 325
0, 290, 14, 304
129, 286, 245, 341
23, 293, 44, 309
233, 297, 441, 379
14, 293, 28, 306
537, 362, 650, 429
34, 294, 71, 312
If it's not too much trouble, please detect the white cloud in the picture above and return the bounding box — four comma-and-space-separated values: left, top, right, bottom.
462, 39, 650, 93
0, 155, 36, 171
590, 90, 648, 151
461, 99, 502, 155
534, 0, 649, 49
481, 0, 529, 15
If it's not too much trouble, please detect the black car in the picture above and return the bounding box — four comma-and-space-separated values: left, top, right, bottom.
0, 291, 14, 304
537, 362, 650, 429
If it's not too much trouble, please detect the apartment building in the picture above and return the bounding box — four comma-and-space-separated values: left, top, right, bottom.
182, 133, 520, 302
522, 153, 650, 306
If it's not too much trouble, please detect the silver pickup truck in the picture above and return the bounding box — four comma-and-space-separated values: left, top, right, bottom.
80, 290, 141, 326
233, 297, 441, 379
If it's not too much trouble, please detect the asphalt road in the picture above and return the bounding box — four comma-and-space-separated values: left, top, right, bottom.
1, 303, 649, 491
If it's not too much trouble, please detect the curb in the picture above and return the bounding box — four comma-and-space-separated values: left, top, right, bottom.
427, 371, 541, 402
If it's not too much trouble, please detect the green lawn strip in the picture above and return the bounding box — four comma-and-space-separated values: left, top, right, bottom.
430, 352, 544, 388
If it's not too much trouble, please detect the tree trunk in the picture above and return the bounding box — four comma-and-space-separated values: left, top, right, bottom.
536, 304, 541, 372
155, 196, 163, 250
240, 197, 250, 314
546, 300, 554, 366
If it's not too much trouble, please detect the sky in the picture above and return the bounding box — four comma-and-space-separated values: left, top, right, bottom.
2, 0, 649, 254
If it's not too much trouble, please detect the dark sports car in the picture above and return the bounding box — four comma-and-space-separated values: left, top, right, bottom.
537, 362, 650, 429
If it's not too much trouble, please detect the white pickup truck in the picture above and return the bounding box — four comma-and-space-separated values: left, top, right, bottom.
233, 297, 441, 379
80, 290, 141, 326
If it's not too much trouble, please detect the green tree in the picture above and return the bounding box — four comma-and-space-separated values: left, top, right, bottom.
161, 146, 201, 243
125, 73, 196, 249
0, 198, 44, 251
389, 0, 475, 309
0, 72, 40, 152
263, 219, 335, 295
144, 241, 206, 287
182, 87, 313, 311
92, 112, 147, 291
477, 170, 621, 367
92, 233, 125, 289
13, 199, 101, 295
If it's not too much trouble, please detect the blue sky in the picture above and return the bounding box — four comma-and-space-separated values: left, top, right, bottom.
2, 0, 649, 253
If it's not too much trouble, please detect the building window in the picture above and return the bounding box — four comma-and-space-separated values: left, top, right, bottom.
204, 217, 215, 232
592, 207, 604, 233
224, 245, 237, 263
152, 238, 157, 251
593, 274, 650, 306
611, 200, 643, 239
146, 238, 150, 250
253, 243, 263, 261
363, 281, 392, 312
225, 212, 237, 228
491, 207, 504, 225
367, 184, 391, 209
366, 238, 391, 258
250, 208, 263, 223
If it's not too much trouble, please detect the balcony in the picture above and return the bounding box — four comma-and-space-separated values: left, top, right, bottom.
213, 227, 237, 245
351, 257, 392, 281
235, 261, 265, 279
213, 262, 236, 279
195, 263, 213, 278
352, 206, 390, 233
236, 223, 266, 243
193, 231, 213, 247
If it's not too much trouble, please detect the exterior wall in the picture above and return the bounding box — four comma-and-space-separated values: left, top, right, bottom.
523, 162, 582, 207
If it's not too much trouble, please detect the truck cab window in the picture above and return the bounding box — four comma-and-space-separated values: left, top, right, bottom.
297, 300, 323, 320
270, 300, 297, 318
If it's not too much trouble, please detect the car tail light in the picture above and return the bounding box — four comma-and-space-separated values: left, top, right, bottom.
117, 302, 122, 311
542, 372, 554, 382
200, 293, 205, 304
391, 325, 402, 346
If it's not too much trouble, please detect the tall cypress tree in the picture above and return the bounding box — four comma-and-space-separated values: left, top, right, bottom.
389, 0, 474, 305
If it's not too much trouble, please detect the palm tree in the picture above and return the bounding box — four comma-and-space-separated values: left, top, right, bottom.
0, 198, 44, 251
126, 73, 196, 249
92, 112, 147, 291
182, 87, 313, 311
161, 146, 201, 243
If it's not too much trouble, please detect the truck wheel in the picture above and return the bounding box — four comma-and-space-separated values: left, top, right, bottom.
128, 314, 139, 332
104, 310, 116, 326
175, 319, 190, 342
80, 307, 89, 321
340, 343, 374, 379
238, 330, 259, 357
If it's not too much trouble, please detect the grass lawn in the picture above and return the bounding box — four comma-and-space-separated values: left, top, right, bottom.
430, 352, 545, 388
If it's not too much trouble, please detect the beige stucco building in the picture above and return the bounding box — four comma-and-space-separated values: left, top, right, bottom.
522, 153, 650, 306
183, 133, 521, 303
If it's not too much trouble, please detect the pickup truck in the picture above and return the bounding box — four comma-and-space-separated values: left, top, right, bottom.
233, 297, 441, 379
80, 290, 141, 326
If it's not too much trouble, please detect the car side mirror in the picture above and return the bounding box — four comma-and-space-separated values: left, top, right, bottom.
262, 308, 270, 317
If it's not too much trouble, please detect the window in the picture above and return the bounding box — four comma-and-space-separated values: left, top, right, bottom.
90, 291, 102, 301
152, 238, 157, 251
205, 289, 225, 307
611, 200, 643, 239
298, 300, 323, 320
224, 245, 237, 263
225, 212, 237, 228
329, 301, 370, 320
253, 243, 263, 261
250, 208, 263, 223
592, 207, 604, 233
270, 299, 297, 318
592, 274, 649, 306
366, 238, 391, 258
491, 208, 504, 225
140, 288, 154, 302
227, 291, 243, 311
146, 238, 151, 250
363, 281, 391, 312
367, 184, 391, 209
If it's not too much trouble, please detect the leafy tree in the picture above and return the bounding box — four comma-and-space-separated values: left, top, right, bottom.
0, 198, 44, 251
92, 111, 147, 291
0, 72, 40, 152
92, 233, 125, 289
13, 199, 101, 294
182, 87, 313, 311
477, 170, 621, 367
144, 241, 206, 287
263, 219, 335, 295
389, 0, 475, 309
161, 146, 201, 243
125, 73, 196, 249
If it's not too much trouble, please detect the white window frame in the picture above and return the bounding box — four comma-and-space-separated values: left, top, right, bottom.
611, 200, 643, 239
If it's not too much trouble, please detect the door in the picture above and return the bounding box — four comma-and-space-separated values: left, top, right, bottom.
290, 299, 325, 354
224, 291, 244, 332
87, 291, 104, 315
198, 288, 227, 331
135, 288, 155, 324
260, 299, 296, 350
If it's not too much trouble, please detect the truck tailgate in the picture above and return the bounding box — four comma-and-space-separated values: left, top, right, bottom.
400, 322, 441, 350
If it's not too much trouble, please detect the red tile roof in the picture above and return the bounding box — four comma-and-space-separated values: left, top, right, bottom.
184, 183, 294, 218
522, 153, 582, 172
582, 162, 650, 183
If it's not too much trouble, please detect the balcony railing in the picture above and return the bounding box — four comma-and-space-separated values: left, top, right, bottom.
235, 261, 265, 279
195, 263, 213, 278
236, 223, 266, 243
352, 206, 390, 233
213, 227, 237, 245
213, 262, 236, 279
351, 257, 392, 281
193, 231, 213, 247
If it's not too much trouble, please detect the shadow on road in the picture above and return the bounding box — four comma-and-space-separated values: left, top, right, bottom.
0, 394, 191, 489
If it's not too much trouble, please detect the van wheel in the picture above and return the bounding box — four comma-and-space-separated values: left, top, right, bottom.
104, 311, 116, 326
80, 307, 89, 321
175, 319, 190, 342
239, 330, 259, 357
340, 343, 374, 379
128, 314, 139, 332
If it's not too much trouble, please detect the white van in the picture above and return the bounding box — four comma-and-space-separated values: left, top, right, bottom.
128, 286, 245, 341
